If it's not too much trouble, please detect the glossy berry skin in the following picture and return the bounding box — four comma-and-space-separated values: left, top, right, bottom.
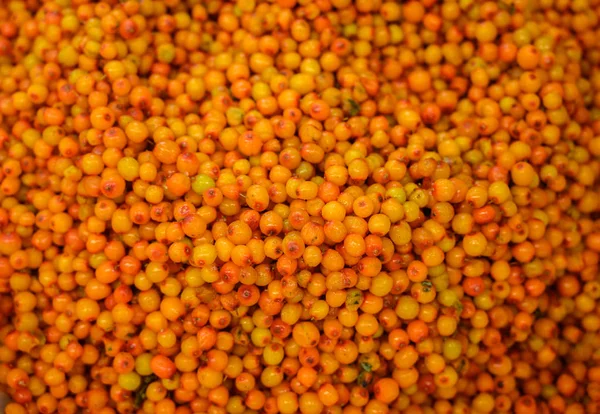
0, 0, 599, 414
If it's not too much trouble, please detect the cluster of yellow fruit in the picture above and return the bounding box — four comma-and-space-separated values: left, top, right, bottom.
0, 0, 599, 413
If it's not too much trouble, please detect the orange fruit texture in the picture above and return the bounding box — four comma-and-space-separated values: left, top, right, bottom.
0, 0, 599, 413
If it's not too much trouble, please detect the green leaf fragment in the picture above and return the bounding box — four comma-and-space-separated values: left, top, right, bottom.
347, 99, 360, 116
135, 374, 158, 408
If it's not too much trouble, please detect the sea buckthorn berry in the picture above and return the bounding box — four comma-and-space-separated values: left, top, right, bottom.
0, 0, 598, 412
373, 378, 400, 404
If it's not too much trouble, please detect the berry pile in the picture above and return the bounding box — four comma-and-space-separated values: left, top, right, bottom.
0, 0, 599, 413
